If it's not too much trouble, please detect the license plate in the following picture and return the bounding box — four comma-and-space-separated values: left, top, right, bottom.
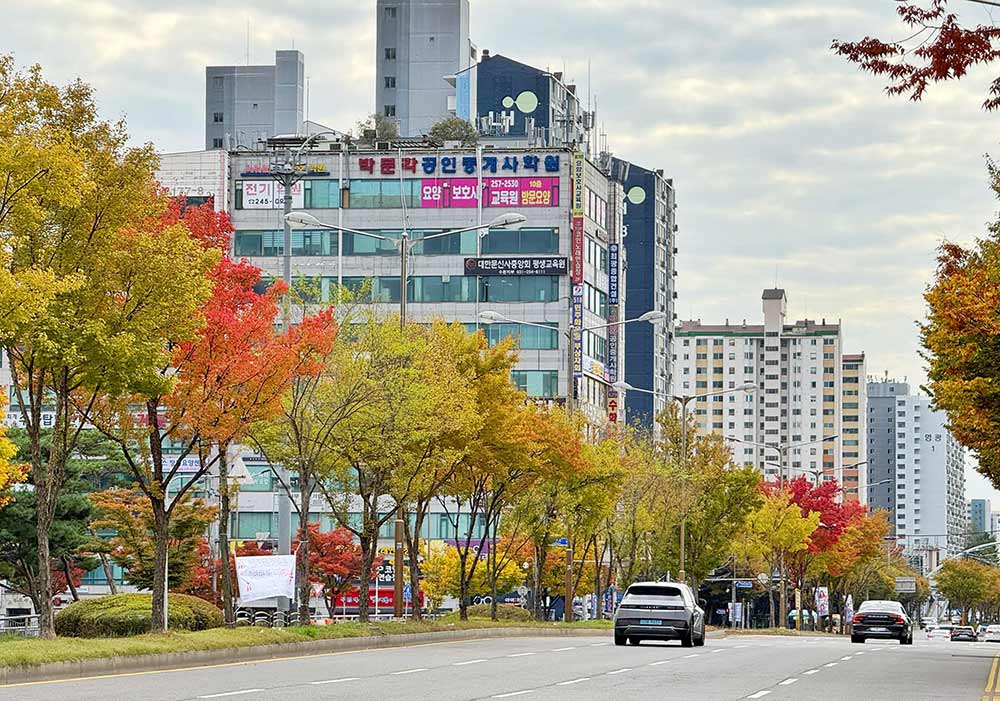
640, 619, 662, 626
868, 627, 887, 632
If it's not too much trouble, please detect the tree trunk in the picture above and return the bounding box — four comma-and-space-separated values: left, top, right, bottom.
489, 516, 499, 621
151, 499, 170, 633
218, 448, 234, 627
89, 528, 118, 595
768, 586, 776, 628
34, 482, 56, 639
532, 539, 547, 621
358, 536, 373, 622
593, 537, 603, 621
404, 508, 424, 621
458, 546, 470, 622
297, 475, 312, 626
62, 556, 80, 602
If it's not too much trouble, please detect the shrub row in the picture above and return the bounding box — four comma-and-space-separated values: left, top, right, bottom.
55, 593, 223, 637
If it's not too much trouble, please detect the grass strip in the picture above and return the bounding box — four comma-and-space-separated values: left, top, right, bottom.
0, 617, 612, 669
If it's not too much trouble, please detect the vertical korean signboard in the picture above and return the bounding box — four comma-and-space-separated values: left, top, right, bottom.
571, 153, 586, 285
571, 287, 584, 378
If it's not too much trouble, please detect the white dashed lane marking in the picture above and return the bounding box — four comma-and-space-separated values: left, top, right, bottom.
606, 668, 631, 675
648, 660, 671, 666
779, 678, 798, 686
309, 678, 359, 685
507, 652, 535, 658
803, 669, 819, 675
453, 659, 486, 666
556, 678, 590, 686
824, 662, 838, 668
198, 692, 263, 699
492, 691, 533, 698
747, 691, 772, 699
390, 668, 427, 675
551, 647, 575, 652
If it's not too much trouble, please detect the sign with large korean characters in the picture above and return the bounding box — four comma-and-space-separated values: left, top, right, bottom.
235, 555, 295, 602
240, 180, 304, 210
464, 257, 568, 276
420, 177, 560, 208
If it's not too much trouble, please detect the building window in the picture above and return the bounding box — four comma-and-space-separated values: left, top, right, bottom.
511, 371, 559, 398
385, 76, 396, 89
385, 48, 397, 60
212, 112, 224, 123
384, 6, 397, 18
212, 138, 223, 149
384, 104, 396, 117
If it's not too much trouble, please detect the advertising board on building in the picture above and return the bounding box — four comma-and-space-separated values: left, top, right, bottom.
240, 180, 304, 210
607, 305, 619, 385
572, 153, 586, 217
421, 177, 559, 208
464, 257, 567, 276
572, 292, 584, 379
608, 244, 620, 305
571, 217, 585, 284
355, 153, 561, 178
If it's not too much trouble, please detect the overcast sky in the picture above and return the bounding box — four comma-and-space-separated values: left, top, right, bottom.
10, 0, 1000, 501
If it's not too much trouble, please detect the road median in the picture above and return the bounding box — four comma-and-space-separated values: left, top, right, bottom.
0, 619, 612, 686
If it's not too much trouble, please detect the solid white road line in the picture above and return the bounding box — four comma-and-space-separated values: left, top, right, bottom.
454, 659, 487, 666
198, 692, 263, 699
556, 678, 590, 686
507, 652, 535, 658
606, 668, 632, 675
492, 691, 534, 698
779, 678, 798, 686
309, 678, 360, 685
551, 646, 576, 652
803, 669, 819, 675
747, 691, 772, 699
648, 660, 671, 666
391, 668, 428, 675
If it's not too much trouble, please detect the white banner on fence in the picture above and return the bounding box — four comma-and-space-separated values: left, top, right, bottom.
235, 555, 295, 602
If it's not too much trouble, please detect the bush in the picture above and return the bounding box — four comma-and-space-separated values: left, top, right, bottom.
461, 604, 533, 621
55, 593, 224, 638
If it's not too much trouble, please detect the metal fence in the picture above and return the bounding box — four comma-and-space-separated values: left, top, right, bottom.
0, 614, 40, 637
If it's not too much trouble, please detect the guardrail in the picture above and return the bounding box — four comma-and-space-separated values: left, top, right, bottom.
0, 613, 40, 637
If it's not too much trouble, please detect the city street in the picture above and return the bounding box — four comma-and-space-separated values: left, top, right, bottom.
1, 633, 996, 701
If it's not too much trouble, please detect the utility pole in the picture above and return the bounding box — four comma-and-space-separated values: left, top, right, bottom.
271, 147, 302, 618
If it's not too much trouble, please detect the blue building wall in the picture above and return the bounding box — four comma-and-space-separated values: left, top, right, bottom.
475, 55, 551, 136
623, 165, 658, 426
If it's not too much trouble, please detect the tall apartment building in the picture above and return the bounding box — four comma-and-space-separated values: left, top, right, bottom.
674, 289, 862, 491
841, 354, 867, 503
376, 0, 473, 137
970, 498, 991, 534
866, 380, 966, 564
205, 50, 305, 150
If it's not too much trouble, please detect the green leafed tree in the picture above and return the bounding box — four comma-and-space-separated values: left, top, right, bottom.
428, 117, 479, 146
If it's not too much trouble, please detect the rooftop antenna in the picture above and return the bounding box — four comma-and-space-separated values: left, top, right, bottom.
587, 59, 592, 154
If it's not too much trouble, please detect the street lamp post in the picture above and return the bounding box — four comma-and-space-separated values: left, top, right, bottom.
613, 381, 756, 584
287, 210, 526, 618
480, 310, 667, 623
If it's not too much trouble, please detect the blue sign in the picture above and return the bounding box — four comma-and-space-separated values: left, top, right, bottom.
735, 580, 753, 589
608, 244, 620, 305
550, 537, 568, 547
403, 584, 412, 603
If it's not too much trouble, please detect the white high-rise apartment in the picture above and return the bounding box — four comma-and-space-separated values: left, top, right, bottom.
891, 391, 966, 561
675, 289, 866, 499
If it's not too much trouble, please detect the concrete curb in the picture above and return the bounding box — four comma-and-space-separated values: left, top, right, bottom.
0, 626, 611, 686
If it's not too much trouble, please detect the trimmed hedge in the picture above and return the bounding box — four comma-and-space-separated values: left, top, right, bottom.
454, 604, 533, 621
55, 593, 224, 638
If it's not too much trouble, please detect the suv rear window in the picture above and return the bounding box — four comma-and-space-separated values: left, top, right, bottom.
626, 586, 683, 598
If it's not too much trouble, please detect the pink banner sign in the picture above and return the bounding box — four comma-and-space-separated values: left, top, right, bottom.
420, 177, 559, 209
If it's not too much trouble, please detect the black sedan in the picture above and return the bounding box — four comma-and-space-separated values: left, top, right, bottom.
851, 600, 913, 644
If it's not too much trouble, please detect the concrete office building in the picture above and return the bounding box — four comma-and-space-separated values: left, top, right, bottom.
205, 50, 305, 150
970, 498, 991, 534
155, 150, 231, 212
376, 0, 474, 137
866, 380, 966, 566
213, 140, 633, 558
675, 289, 862, 491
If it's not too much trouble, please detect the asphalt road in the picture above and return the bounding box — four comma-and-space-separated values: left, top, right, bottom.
3, 632, 999, 700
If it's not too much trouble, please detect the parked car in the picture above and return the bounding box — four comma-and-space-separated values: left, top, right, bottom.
920, 616, 937, 630
613, 582, 706, 648
951, 626, 977, 642
983, 625, 1000, 642
927, 624, 953, 641
851, 600, 913, 645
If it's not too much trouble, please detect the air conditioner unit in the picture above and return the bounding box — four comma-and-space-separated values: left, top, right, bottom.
375, 140, 392, 150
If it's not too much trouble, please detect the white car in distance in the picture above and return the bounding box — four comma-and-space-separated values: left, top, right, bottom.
927, 624, 953, 641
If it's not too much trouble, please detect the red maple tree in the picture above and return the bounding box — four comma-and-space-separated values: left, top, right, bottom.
294, 524, 381, 617
833, 1, 1000, 110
